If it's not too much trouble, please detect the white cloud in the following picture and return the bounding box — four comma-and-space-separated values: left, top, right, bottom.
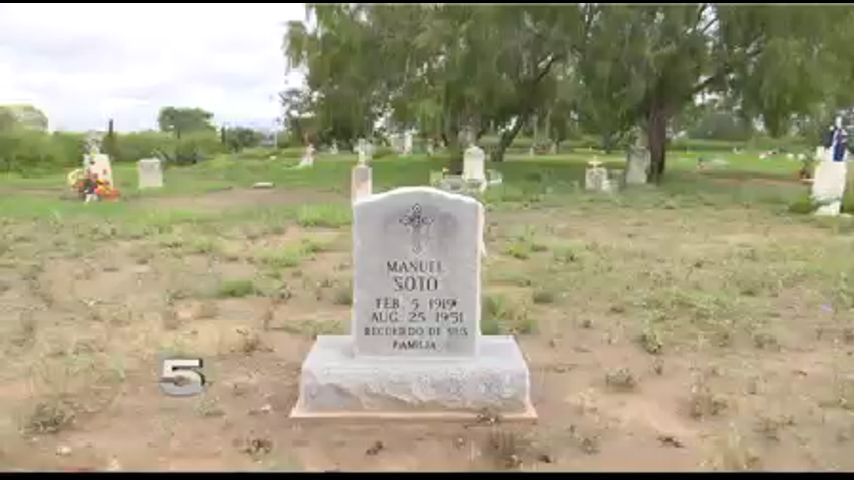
0, 3, 306, 132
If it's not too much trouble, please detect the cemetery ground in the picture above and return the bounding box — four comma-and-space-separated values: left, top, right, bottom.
1, 149, 853, 471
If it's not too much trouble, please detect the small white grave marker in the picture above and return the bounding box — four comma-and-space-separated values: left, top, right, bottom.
137, 158, 163, 189
462, 145, 486, 192
351, 164, 372, 203
625, 147, 650, 185
812, 120, 849, 216
403, 131, 413, 156
585, 159, 608, 192
298, 144, 315, 168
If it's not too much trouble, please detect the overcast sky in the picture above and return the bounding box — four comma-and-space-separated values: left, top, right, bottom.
0, 3, 306, 132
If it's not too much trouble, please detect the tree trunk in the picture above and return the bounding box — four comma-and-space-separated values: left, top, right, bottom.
491, 117, 526, 163
444, 121, 462, 175
532, 115, 539, 151
647, 102, 668, 184
544, 111, 552, 152
601, 133, 614, 154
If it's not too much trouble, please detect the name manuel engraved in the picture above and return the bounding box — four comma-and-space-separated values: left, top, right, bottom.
387, 259, 443, 292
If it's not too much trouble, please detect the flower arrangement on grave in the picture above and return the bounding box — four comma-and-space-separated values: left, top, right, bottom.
72, 170, 120, 202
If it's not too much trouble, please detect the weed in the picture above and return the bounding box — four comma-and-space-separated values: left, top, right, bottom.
300, 237, 328, 254
129, 246, 155, 265
198, 300, 218, 319
504, 226, 547, 259
505, 242, 530, 260
162, 310, 181, 331
279, 319, 345, 336
256, 239, 322, 270
217, 279, 256, 298
489, 270, 534, 287
157, 234, 185, 249
552, 245, 578, 263
638, 322, 664, 355
532, 288, 556, 304
332, 284, 353, 306
11, 310, 37, 348
832, 373, 854, 410
689, 375, 728, 419
487, 427, 528, 470
531, 242, 548, 253
165, 287, 192, 303
237, 330, 264, 354
579, 434, 600, 455
755, 413, 795, 442
752, 331, 780, 351
482, 294, 534, 334
195, 395, 226, 418
605, 368, 637, 391
25, 399, 75, 434
788, 193, 817, 215
186, 237, 218, 255
708, 425, 762, 471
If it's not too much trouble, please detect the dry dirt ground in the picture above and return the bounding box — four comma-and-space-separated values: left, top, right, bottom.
1, 186, 854, 471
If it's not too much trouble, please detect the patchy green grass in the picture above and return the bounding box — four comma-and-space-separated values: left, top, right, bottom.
254, 238, 329, 270
279, 319, 346, 336
297, 204, 352, 228
6, 142, 854, 470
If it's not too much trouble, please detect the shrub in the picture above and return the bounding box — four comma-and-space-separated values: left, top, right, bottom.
0, 129, 83, 173
172, 132, 226, 165
116, 131, 175, 163
372, 146, 396, 159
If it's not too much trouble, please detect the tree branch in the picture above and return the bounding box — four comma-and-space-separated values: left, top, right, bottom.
534, 53, 563, 84
691, 31, 765, 96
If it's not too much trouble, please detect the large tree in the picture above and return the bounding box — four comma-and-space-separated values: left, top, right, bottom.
573, 4, 854, 182
0, 105, 48, 132
283, 4, 578, 167
157, 107, 215, 138
283, 4, 390, 145
284, 4, 854, 181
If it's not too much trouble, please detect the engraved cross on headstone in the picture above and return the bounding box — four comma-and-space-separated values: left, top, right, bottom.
399, 203, 433, 254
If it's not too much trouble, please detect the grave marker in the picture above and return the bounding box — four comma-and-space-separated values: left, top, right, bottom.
84, 153, 114, 187
137, 158, 163, 189
298, 144, 315, 168
812, 118, 849, 216
625, 147, 650, 185
351, 164, 372, 203
462, 145, 486, 192
291, 187, 535, 419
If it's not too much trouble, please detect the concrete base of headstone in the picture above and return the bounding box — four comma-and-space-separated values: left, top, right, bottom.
290, 335, 536, 421
437, 175, 467, 193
